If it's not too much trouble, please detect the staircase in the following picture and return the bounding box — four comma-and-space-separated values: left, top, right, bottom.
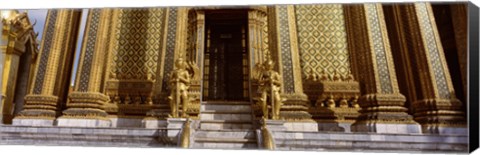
193, 101, 259, 149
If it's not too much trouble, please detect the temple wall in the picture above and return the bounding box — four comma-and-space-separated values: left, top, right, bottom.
103, 8, 168, 118
294, 4, 351, 79
0, 3, 472, 152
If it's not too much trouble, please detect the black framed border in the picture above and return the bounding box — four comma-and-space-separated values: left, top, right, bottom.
468, 1, 479, 153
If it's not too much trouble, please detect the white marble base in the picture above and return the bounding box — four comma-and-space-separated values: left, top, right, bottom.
263, 120, 287, 131
200, 113, 252, 121
284, 122, 319, 132
318, 122, 353, 132
167, 118, 187, 128
166, 118, 187, 138
12, 118, 54, 126
271, 131, 468, 152
201, 103, 251, 111
199, 122, 252, 130
55, 118, 111, 127
142, 119, 168, 129
109, 117, 144, 128
352, 123, 421, 134
422, 126, 468, 135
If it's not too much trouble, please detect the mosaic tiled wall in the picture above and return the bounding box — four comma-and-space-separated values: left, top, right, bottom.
415, 3, 451, 99
294, 4, 351, 78
161, 8, 178, 92
277, 6, 295, 93
365, 4, 394, 93
32, 10, 58, 94
110, 8, 166, 81
78, 9, 101, 91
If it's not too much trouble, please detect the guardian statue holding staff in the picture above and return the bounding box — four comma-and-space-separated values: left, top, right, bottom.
257, 59, 284, 120
168, 58, 199, 118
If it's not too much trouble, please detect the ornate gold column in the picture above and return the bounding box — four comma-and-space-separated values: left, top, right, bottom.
449, 4, 467, 103
387, 3, 466, 134
344, 4, 421, 133
248, 7, 269, 108
56, 9, 111, 127
0, 11, 5, 123
267, 5, 315, 130
248, 7, 269, 66
185, 9, 204, 116
187, 10, 205, 68
12, 10, 80, 126
294, 4, 362, 132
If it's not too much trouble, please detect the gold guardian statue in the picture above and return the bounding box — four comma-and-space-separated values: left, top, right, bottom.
257, 60, 284, 120
168, 58, 199, 118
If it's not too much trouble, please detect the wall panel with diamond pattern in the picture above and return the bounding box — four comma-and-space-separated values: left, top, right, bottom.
295, 4, 351, 78
109, 8, 166, 81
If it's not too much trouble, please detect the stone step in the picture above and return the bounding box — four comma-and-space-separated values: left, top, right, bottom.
201, 110, 252, 114
193, 136, 258, 149
195, 137, 257, 143
193, 141, 258, 149
202, 101, 251, 105
195, 130, 256, 139
200, 120, 254, 130
199, 113, 253, 121
200, 104, 252, 112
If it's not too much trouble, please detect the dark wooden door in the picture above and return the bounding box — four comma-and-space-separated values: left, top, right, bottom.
207, 24, 245, 101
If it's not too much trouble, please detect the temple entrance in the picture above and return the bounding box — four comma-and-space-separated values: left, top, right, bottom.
202, 10, 249, 101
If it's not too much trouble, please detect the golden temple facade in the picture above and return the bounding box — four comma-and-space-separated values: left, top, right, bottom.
0, 2, 471, 151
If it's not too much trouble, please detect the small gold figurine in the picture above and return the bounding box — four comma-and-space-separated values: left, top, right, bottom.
326, 95, 336, 108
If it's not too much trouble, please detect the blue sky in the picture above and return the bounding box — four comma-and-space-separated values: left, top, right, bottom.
25, 9, 87, 86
